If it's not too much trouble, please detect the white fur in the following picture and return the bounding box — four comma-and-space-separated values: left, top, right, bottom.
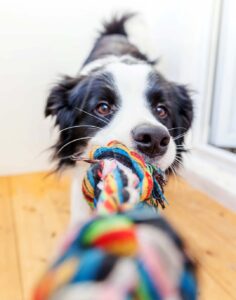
70, 161, 91, 226
80, 55, 142, 76
71, 59, 176, 224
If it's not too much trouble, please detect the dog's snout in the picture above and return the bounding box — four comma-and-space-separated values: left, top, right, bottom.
132, 125, 170, 157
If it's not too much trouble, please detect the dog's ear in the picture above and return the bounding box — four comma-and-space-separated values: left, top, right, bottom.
45, 76, 79, 118
172, 84, 194, 132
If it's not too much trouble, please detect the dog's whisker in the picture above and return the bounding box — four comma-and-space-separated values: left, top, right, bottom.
57, 136, 93, 155
172, 163, 181, 178
175, 144, 192, 151
174, 158, 185, 168
76, 108, 109, 125
174, 133, 186, 140
174, 159, 184, 166
59, 125, 103, 134
176, 147, 192, 152
173, 133, 186, 141
175, 156, 184, 162
177, 163, 184, 169
169, 165, 178, 190
168, 127, 187, 131
56, 154, 75, 161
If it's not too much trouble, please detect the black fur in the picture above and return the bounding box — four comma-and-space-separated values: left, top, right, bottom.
83, 14, 150, 66
101, 13, 135, 37
46, 72, 119, 170
146, 73, 193, 167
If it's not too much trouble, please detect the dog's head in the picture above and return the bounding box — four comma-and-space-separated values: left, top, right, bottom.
46, 56, 193, 172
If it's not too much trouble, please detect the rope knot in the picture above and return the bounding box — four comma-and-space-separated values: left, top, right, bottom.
82, 141, 167, 214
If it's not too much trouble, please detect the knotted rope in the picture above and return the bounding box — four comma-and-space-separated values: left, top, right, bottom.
33, 209, 197, 300
82, 141, 167, 214
33, 141, 197, 300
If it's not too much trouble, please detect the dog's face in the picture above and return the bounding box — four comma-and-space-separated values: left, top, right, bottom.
46, 57, 193, 171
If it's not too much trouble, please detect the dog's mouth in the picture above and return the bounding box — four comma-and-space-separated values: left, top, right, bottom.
131, 142, 170, 171
71, 141, 172, 172
134, 149, 164, 168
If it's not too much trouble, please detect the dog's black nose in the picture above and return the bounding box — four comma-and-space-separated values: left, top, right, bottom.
132, 125, 170, 157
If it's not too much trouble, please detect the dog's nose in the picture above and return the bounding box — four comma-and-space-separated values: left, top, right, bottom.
132, 125, 170, 157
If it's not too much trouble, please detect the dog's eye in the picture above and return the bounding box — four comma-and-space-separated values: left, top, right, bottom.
95, 101, 112, 116
156, 105, 168, 119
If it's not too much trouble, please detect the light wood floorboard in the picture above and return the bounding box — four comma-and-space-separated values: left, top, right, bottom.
0, 172, 235, 300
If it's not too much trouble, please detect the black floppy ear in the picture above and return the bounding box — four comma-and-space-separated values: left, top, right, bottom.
45, 76, 79, 118
173, 84, 194, 132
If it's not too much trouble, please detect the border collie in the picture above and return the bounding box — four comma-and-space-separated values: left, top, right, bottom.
45, 14, 193, 224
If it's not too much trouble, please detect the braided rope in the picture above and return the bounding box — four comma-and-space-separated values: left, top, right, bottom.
33, 209, 197, 300
82, 141, 167, 214
33, 142, 197, 300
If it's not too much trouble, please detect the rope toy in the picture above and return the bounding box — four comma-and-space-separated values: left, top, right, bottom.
33, 141, 197, 300
81, 141, 167, 214
33, 209, 197, 300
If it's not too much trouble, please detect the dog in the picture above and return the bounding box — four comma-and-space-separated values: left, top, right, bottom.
45, 14, 193, 224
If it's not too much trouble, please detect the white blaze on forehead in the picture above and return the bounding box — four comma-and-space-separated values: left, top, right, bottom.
87, 61, 158, 148
79, 55, 143, 76
80, 55, 118, 75
93, 62, 164, 141
87, 61, 176, 170
103, 62, 162, 131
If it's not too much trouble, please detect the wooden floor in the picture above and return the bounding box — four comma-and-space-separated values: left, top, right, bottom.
0, 172, 236, 300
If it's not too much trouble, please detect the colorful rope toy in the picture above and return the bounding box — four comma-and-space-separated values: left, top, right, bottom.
33, 142, 197, 300
82, 141, 167, 214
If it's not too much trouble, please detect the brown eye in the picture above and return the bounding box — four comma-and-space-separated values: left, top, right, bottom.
156, 105, 168, 119
95, 102, 112, 116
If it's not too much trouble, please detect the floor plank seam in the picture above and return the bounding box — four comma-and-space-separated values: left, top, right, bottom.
8, 178, 24, 300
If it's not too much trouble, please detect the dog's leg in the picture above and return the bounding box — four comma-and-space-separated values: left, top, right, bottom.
70, 161, 91, 226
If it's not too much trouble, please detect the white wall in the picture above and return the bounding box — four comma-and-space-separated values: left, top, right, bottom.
0, 0, 214, 175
